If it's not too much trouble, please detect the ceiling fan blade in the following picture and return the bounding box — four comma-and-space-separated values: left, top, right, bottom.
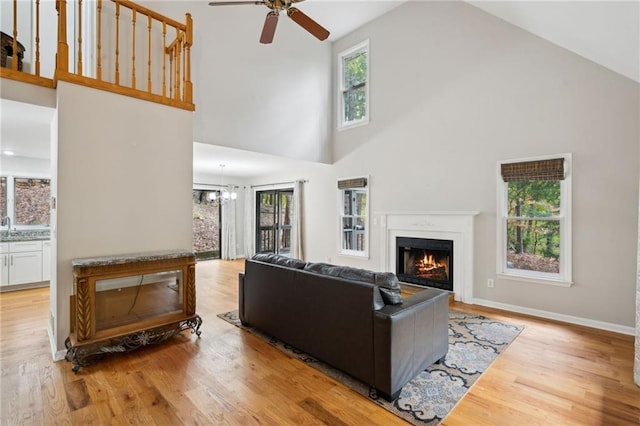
208, 1, 264, 6
260, 11, 279, 44
286, 7, 329, 41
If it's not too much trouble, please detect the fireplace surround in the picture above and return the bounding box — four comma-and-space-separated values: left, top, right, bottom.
381, 211, 478, 302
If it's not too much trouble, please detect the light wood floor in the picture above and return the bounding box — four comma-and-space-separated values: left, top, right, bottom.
1, 259, 638, 425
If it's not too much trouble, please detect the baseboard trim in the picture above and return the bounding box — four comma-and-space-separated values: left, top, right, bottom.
47, 324, 66, 361
471, 298, 635, 336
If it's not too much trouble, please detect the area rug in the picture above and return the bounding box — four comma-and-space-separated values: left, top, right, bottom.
217, 310, 523, 425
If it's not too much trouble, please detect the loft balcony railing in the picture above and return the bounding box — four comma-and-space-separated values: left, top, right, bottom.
0, 0, 194, 111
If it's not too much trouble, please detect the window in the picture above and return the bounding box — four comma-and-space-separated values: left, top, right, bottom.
1, 176, 51, 228
256, 189, 293, 255
338, 40, 369, 130
497, 155, 572, 286
192, 189, 221, 260
338, 177, 369, 257
0, 177, 6, 220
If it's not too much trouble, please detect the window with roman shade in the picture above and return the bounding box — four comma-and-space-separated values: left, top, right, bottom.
338, 176, 369, 257
497, 155, 572, 286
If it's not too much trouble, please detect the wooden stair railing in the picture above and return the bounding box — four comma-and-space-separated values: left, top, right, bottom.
0, 0, 54, 88
1, 0, 194, 111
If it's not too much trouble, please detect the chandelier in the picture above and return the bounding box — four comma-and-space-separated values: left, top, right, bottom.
208, 164, 237, 205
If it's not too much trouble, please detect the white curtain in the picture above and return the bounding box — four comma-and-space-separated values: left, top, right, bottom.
291, 180, 304, 260
221, 196, 237, 260
243, 186, 255, 259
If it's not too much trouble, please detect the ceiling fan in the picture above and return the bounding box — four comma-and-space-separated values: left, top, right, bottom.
208, 0, 330, 44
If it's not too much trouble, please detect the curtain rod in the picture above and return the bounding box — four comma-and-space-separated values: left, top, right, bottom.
249, 179, 308, 189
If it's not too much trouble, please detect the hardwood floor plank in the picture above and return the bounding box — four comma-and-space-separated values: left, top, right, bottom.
40, 363, 73, 424
64, 378, 91, 411
1, 259, 639, 425
298, 397, 351, 426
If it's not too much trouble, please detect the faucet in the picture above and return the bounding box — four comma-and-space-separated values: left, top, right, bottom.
1, 216, 10, 230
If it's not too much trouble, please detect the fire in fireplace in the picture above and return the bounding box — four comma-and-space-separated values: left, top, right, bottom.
396, 237, 453, 291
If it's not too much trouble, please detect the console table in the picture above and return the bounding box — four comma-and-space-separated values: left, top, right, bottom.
65, 250, 202, 372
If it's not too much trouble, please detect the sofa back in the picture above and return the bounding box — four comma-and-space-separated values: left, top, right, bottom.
242, 258, 385, 384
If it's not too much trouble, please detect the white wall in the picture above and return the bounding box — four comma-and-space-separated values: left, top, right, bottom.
150, 1, 333, 164
250, 1, 639, 330
52, 81, 193, 354
330, 1, 639, 328
0, 156, 49, 177
635, 174, 640, 384
0, 78, 56, 108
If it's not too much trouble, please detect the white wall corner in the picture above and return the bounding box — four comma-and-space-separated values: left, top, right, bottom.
635, 177, 640, 386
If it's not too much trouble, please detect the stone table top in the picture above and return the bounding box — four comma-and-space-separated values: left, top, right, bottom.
0, 229, 51, 242
71, 249, 195, 268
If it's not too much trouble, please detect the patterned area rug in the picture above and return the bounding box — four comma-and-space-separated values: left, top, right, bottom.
217, 310, 523, 425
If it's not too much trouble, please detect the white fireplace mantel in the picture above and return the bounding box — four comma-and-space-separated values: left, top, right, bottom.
379, 211, 479, 303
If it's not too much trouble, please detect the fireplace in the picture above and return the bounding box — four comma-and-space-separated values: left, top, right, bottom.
396, 237, 453, 291
382, 212, 478, 302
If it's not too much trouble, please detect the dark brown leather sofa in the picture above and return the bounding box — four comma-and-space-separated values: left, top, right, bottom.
238, 254, 449, 401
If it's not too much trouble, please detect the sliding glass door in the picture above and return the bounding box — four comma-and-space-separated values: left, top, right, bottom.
256, 189, 293, 255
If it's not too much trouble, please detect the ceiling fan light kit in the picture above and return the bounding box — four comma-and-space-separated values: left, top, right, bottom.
208, 0, 330, 44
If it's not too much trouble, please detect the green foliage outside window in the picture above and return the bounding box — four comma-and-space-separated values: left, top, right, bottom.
342, 50, 367, 123
506, 180, 560, 273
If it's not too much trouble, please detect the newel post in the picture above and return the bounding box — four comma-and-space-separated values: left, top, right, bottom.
184, 13, 193, 105
56, 0, 69, 74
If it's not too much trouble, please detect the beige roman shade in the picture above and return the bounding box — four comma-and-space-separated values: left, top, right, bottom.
338, 177, 368, 189
501, 158, 565, 182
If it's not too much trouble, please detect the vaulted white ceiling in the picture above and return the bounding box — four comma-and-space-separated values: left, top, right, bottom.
2, 0, 638, 175
469, 0, 639, 83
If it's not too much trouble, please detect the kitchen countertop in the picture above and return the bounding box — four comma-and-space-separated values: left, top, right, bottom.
0, 229, 51, 242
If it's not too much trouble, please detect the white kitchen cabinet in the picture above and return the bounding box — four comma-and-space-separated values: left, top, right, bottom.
1, 240, 47, 287
9, 241, 43, 253
0, 244, 8, 286
42, 241, 51, 281
9, 251, 43, 284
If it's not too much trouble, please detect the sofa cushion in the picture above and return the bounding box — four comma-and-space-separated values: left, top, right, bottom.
304, 263, 403, 305
374, 273, 403, 305
304, 263, 374, 282
251, 253, 307, 269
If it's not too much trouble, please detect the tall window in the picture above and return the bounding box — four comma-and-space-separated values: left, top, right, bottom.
338, 40, 369, 130
497, 155, 572, 285
338, 177, 369, 257
256, 189, 293, 255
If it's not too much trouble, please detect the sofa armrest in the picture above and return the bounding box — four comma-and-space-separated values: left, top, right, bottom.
372, 288, 449, 400
380, 288, 449, 316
